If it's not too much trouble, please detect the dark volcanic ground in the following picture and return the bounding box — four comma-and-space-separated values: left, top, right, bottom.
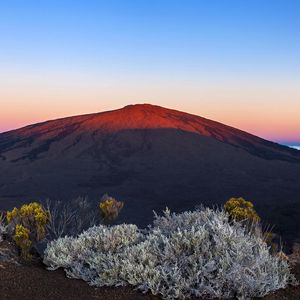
0, 240, 299, 300
0, 104, 300, 243
0, 262, 299, 300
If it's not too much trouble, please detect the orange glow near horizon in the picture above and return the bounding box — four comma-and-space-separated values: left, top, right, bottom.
0, 72, 299, 143
1, 1, 299, 145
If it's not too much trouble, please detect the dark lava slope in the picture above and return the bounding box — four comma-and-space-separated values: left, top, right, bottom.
0, 104, 300, 241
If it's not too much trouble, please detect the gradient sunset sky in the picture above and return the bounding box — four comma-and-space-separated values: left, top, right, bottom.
0, 0, 299, 145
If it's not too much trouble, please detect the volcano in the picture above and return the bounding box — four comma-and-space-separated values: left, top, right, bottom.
0, 104, 300, 241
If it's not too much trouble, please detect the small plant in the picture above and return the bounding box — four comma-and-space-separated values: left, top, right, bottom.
13, 224, 32, 259
224, 197, 260, 223
262, 231, 280, 253
6, 202, 48, 258
0, 212, 7, 242
99, 194, 124, 221
44, 195, 124, 240
44, 196, 101, 240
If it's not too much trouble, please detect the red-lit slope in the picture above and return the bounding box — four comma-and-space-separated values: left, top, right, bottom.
0, 104, 300, 241
1, 104, 298, 162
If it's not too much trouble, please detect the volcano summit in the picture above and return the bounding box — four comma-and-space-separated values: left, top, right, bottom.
0, 104, 300, 241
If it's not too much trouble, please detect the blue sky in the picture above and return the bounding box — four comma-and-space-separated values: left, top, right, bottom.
1, 0, 299, 76
0, 0, 299, 144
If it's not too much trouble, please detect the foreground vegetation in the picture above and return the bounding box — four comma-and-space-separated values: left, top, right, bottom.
44, 207, 296, 299
0, 197, 299, 300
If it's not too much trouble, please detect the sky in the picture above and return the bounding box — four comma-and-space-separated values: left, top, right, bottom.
0, 0, 299, 145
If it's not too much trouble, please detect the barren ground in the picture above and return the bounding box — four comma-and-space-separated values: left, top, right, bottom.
0, 241, 299, 300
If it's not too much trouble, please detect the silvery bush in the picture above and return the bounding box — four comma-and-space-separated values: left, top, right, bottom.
44, 207, 297, 300
0, 213, 7, 243
44, 224, 144, 286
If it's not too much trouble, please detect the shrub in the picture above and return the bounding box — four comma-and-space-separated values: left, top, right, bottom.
0, 212, 7, 243
13, 224, 32, 259
44, 224, 144, 286
6, 202, 48, 258
224, 197, 260, 223
262, 231, 279, 253
99, 194, 124, 221
44, 197, 98, 240
44, 195, 124, 240
44, 207, 296, 300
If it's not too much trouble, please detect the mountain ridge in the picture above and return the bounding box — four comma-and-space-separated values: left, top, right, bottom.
0, 103, 300, 242
1, 103, 299, 163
